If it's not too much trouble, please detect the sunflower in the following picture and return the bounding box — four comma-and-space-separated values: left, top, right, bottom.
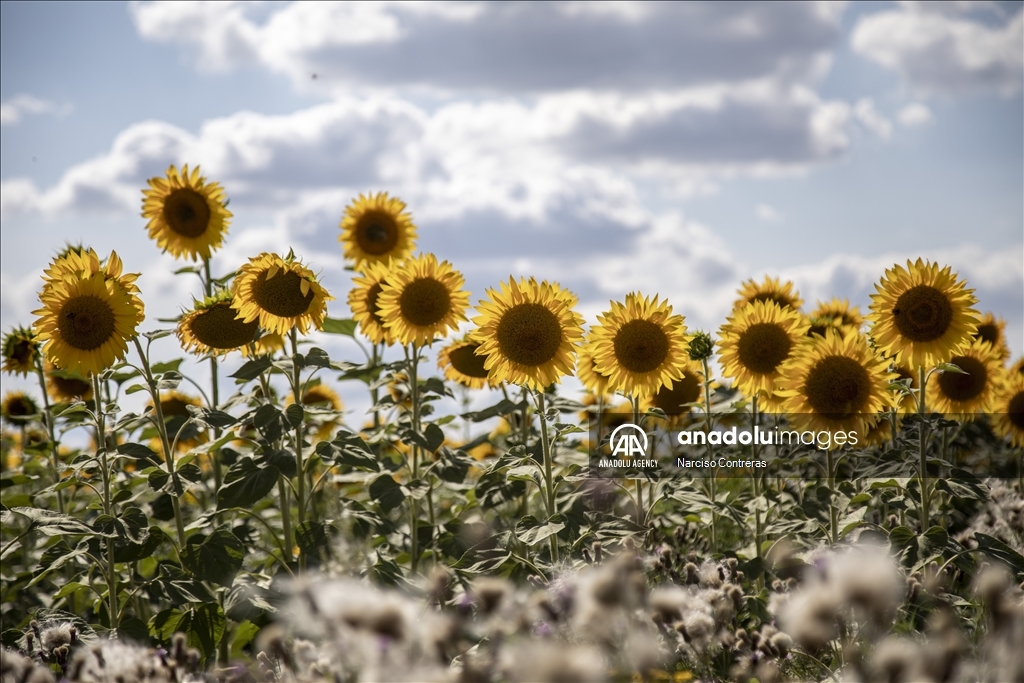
868, 259, 979, 370
1011, 356, 1024, 378
925, 339, 1002, 419
44, 361, 93, 402
990, 374, 1024, 447
734, 276, 803, 312
377, 253, 469, 346
2, 326, 38, 376
148, 391, 204, 453
232, 253, 333, 336
348, 259, 396, 345
806, 315, 843, 339
249, 332, 285, 357
178, 292, 259, 357
438, 339, 493, 389
641, 358, 705, 418
471, 277, 583, 390
339, 192, 416, 267
776, 331, 896, 438
810, 299, 865, 332
142, 164, 232, 261
971, 312, 1010, 361
33, 254, 145, 377
1, 391, 39, 425
576, 347, 614, 398
718, 300, 808, 399
860, 414, 901, 448
285, 382, 344, 442
891, 362, 920, 414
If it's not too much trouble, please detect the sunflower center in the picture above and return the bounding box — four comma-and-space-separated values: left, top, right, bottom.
10, 340, 33, 365
367, 283, 386, 325
57, 295, 116, 351
496, 303, 562, 367
51, 374, 91, 399
162, 188, 211, 238
737, 323, 792, 375
5, 397, 35, 418
190, 303, 258, 349
892, 285, 953, 342
652, 372, 701, 413
974, 323, 999, 345
302, 389, 333, 406
1008, 391, 1024, 430
803, 355, 872, 418
398, 278, 451, 327
751, 293, 792, 309
937, 355, 987, 403
253, 269, 314, 317
161, 398, 192, 417
449, 344, 490, 379
612, 320, 670, 374
356, 212, 399, 255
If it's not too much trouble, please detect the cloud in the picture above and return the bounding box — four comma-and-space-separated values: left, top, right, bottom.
897, 102, 934, 126
756, 204, 783, 223
129, 1, 843, 94
851, 4, 1024, 96
853, 98, 893, 139
0, 94, 71, 126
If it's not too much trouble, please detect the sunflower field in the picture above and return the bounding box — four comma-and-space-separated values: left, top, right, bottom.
1, 165, 1022, 683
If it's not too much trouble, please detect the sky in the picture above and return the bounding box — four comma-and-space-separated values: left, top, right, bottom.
1, 0, 1022, 415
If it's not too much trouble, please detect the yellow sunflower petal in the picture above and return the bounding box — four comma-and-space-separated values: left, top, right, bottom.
718, 300, 808, 399
231, 253, 333, 336
339, 192, 417, 267
990, 374, 1024, 448
177, 292, 259, 357
141, 164, 232, 261
376, 253, 469, 346
926, 339, 1003, 420
438, 339, 495, 390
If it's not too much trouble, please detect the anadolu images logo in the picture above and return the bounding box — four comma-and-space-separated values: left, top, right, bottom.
609, 423, 648, 458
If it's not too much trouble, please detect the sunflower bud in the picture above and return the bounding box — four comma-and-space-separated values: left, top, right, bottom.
687, 331, 714, 362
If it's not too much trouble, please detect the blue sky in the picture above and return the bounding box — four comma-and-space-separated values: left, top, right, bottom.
2, 1, 1022, 409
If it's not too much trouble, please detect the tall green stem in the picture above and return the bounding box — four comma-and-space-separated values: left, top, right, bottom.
407, 344, 421, 573
918, 366, 930, 529
631, 394, 644, 526
33, 356, 65, 513
701, 358, 718, 554
536, 391, 559, 563
289, 330, 307, 571
254, 361, 293, 561
92, 372, 119, 630
203, 259, 223, 492
751, 395, 763, 558
826, 448, 838, 545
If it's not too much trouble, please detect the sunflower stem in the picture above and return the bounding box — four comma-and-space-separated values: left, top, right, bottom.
371, 343, 381, 430
92, 371, 119, 630
535, 390, 559, 564
918, 366, 930, 529
253, 358, 294, 562
752, 395, 763, 560
132, 337, 187, 549
33, 355, 65, 514
289, 330, 307, 572
631, 394, 645, 527
826, 448, 838, 545
700, 357, 718, 554
203, 258, 224, 494
407, 344, 421, 573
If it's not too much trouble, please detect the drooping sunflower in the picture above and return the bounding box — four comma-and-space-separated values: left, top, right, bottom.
868, 259, 979, 370
576, 347, 613, 398
990, 374, 1024, 448
588, 293, 689, 398
810, 298, 865, 333
641, 358, 705, 416
776, 330, 896, 437
2, 326, 38, 376
339, 192, 416, 267
285, 382, 344, 442
33, 254, 145, 377
377, 253, 469, 346
718, 300, 808, 399
471, 277, 584, 390
232, 253, 333, 336
1, 391, 39, 425
44, 361, 93, 402
734, 276, 803, 312
925, 339, 1002, 420
177, 292, 259, 357
438, 339, 494, 389
971, 312, 1011, 362
1011, 356, 1024, 378
148, 391, 206, 453
142, 164, 232, 261
348, 259, 396, 345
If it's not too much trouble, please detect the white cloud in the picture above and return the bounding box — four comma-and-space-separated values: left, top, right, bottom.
756, 204, 783, 222
897, 102, 934, 126
851, 4, 1024, 96
854, 97, 893, 139
0, 94, 71, 126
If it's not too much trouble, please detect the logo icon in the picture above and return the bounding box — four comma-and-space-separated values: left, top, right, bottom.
609, 423, 648, 458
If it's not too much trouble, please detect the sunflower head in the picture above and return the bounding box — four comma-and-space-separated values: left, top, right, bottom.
148, 391, 204, 452
717, 300, 808, 399
868, 259, 979, 370
777, 330, 896, 439
1011, 356, 1024, 378
734, 276, 803, 312
339, 192, 417, 267
377, 253, 469, 346
576, 347, 613, 398
45, 361, 93, 403
926, 339, 1002, 420
588, 293, 689, 398
642, 359, 705, 420
142, 164, 232, 261
232, 253, 333, 336
1, 391, 39, 425
33, 251, 145, 377
806, 315, 843, 340
348, 259, 397, 345
286, 382, 343, 441
470, 277, 584, 390
439, 339, 494, 390
249, 332, 286, 357
178, 292, 259, 357
860, 415, 900, 448
991, 374, 1024, 448
2, 326, 39, 376
810, 299, 865, 333
971, 312, 1010, 361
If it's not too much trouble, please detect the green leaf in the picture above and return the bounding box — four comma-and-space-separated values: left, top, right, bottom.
150, 604, 225, 664
320, 318, 357, 336
264, 449, 297, 478
114, 526, 166, 563
917, 526, 949, 562
285, 404, 304, 428
181, 528, 246, 586
252, 404, 283, 442
297, 521, 331, 561
424, 423, 445, 453
316, 432, 377, 470
231, 356, 272, 381
936, 362, 968, 375
151, 359, 184, 375
185, 406, 238, 429
116, 442, 158, 460
12, 507, 96, 536
143, 329, 175, 341
515, 515, 565, 546
369, 473, 405, 513
461, 398, 527, 422
975, 533, 1024, 577
156, 371, 183, 391
305, 347, 331, 368
125, 384, 149, 395
217, 458, 280, 510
